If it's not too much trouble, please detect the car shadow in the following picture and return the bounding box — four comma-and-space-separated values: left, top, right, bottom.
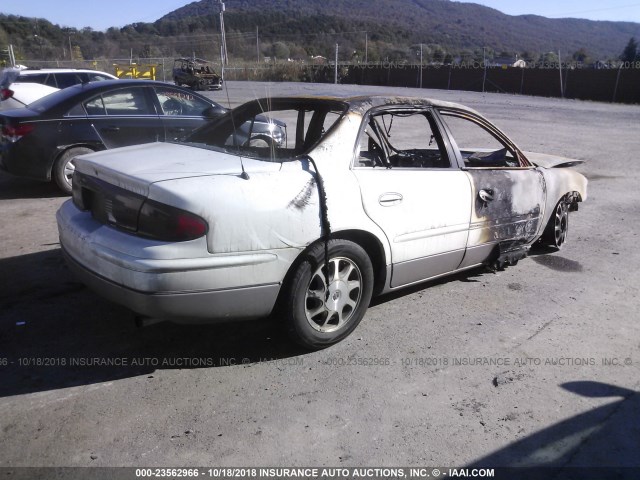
370, 267, 491, 307
370, 243, 584, 309
528, 244, 584, 272
528, 243, 560, 256
0, 171, 67, 200
0, 248, 306, 398
466, 381, 639, 476
0, 245, 574, 398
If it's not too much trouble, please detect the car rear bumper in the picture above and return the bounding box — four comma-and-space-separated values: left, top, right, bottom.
57, 200, 289, 322
0, 141, 52, 180
62, 247, 280, 322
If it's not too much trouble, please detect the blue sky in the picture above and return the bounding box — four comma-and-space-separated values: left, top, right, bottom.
1, 0, 640, 31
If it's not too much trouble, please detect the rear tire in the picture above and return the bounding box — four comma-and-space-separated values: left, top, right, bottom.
53, 147, 94, 194
541, 199, 569, 249
283, 240, 374, 349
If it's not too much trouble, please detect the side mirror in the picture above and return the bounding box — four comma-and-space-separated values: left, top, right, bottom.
203, 105, 228, 119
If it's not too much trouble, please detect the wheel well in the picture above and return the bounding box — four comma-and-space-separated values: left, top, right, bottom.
50, 145, 96, 178
280, 230, 387, 297
565, 191, 582, 212
330, 230, 387, 296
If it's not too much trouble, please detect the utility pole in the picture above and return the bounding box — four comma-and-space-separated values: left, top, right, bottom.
612, 62, 623, 103
420, 43, 423, 89
365, 32, 368, 64
219, 0, 228, 66
482, 46, 487, 93
256, 26, 260, 64
3, 45, 16, 67
558, 49, 564, 98
335, 43, 339, 84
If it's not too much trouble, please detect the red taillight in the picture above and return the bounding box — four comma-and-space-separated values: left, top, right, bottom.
1, 124, 35, 142
0, 88, 14, 100
73, 172, 207, 242
137, 200, 208, 242
177, 214, 208, 239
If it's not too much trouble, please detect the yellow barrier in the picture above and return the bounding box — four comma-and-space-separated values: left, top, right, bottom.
113, 63, 157, 80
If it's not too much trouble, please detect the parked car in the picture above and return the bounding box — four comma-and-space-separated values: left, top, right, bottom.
173, 58, 223, 91
0, 67, 118, 111
0, 80, 240, 193
2, 67, 118, 88
0, 82, 59, 111
57, 95, 587, 349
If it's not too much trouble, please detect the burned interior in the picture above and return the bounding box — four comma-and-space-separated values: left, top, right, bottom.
356, 108, 451, 169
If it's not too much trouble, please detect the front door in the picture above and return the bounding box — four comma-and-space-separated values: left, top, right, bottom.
436, 108, 545, 267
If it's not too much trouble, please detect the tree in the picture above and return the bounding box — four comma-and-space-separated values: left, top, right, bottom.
520, 51, 536, 63
572, 48, 590, 64
620, 37, 637, 62
271, 42, 290, 60
540, 52, 559, 65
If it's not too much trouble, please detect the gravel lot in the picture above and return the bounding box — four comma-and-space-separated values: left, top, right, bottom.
1, 81, 639, 471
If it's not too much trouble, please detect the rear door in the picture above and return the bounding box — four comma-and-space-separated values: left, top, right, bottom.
53, 72, 85, 89
82, 86, 163, 148
352, 107, 472, 288
436, 108, 545, 267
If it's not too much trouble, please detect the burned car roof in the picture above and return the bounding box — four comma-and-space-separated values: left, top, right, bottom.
284, 94, 481, 116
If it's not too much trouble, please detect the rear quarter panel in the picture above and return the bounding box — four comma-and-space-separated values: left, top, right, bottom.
148, 165, 323, 254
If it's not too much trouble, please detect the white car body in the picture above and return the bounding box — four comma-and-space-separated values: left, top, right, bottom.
56, 95, 587, 348
0, 82, 59, 111
0, 67, 117, 111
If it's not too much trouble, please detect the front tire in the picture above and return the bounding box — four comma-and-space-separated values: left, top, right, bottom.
283, 240, 374, 349
53, 147, 94, 194
541, 199, 569, 249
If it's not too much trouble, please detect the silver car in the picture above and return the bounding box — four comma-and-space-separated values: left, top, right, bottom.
57, 95, 587, 349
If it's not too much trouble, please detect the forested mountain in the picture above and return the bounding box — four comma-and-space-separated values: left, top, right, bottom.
160, 0, 640, 60
1, 0, 639, 64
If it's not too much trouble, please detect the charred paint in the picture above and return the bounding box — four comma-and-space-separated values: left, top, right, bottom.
466, 169, 545, 248
287, 178, 316, 210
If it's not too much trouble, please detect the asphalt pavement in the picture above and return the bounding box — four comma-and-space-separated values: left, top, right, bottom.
0, 82, 639, 471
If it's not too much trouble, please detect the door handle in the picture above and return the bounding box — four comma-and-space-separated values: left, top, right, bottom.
104, 126, 120, 132
379, 193, 403, 206
478, 189, 494, 202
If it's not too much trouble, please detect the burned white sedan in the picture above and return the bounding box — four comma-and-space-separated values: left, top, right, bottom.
57, 95, 587, 349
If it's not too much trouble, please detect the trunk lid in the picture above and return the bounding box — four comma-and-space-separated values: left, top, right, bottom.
74, 142, 281, 196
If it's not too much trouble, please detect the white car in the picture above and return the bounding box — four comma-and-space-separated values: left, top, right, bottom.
0, 67, 117, 111
0, 82, 59, 111
56, 95, 587, 349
